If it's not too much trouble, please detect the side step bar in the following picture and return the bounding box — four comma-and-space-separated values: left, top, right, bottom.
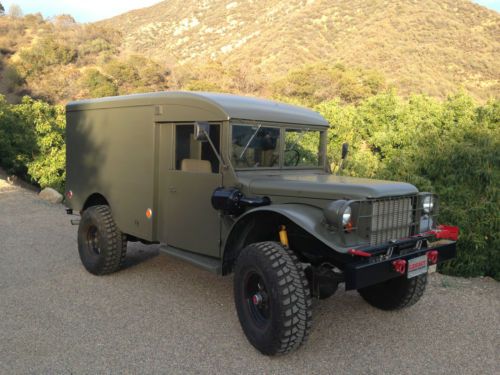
159, 244, 222, 275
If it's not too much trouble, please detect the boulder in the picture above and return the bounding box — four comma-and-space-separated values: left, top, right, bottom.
39, 187, 63, 204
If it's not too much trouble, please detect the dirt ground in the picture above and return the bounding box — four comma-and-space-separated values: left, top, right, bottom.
0, 173, 499, 374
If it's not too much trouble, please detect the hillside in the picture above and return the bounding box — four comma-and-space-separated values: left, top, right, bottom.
0, 14, 170, 103
101, 0, 500, 101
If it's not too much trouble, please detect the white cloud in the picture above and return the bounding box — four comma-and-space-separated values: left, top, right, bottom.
2, 0, 164, 22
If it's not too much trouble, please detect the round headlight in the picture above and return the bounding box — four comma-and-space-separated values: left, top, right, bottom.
423, 195, 434, 213
342, 206, 352, 225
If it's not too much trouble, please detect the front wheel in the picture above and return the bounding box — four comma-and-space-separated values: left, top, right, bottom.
234, 242, 312, 355
358, 274, 427, 310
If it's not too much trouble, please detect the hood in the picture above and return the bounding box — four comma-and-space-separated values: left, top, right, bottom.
238, 172, 418, 200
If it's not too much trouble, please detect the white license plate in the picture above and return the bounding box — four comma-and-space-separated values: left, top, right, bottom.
407, 255, 428, 278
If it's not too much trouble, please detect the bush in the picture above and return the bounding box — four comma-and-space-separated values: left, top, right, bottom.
0, 96, 36, 176
81, 69, 118, 98
272, 63, 387, 106
103, 56, 168, 94
0, 95, 65, 191
15, 97, 66, 191
18, 37, 77, 76
3, 64, 24, 92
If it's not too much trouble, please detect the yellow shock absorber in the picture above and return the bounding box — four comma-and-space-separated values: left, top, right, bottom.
279, 225, 289, 248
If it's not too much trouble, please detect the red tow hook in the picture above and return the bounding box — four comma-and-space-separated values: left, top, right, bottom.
392, 259, 407, 275
348, 249, 372, 257
430, 225, 460, 241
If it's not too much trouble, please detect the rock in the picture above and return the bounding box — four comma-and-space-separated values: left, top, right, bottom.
7, 175, 19, 185
39, 187, 63, 204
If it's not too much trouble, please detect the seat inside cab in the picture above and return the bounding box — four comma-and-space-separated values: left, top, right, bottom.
181, 159, 212, 173
175, 124, 220, 173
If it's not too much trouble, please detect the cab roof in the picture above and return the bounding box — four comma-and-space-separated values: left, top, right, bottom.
66, 91, 329, 127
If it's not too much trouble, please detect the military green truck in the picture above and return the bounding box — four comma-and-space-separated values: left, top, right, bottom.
65, 92, 458, 355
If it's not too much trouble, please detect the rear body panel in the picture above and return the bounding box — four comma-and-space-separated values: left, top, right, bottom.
66, 105, 156, 240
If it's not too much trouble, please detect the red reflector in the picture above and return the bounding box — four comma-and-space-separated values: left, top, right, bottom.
392, 259, 407, 275
66, 190, 73, 199
427, 250, 439, 265
348, 249, 372, 257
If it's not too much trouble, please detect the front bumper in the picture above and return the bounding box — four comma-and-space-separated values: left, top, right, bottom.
344, 238, 457, 290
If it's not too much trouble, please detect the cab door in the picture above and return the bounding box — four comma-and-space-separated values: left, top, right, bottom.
158, 123, 222, 258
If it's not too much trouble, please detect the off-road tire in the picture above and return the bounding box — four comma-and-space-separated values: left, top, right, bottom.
77, 205, 127, 275
234, 242, 312, 355
358, 274, 427, 310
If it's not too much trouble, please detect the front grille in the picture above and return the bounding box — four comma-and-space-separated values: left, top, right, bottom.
369, 196, 417, 246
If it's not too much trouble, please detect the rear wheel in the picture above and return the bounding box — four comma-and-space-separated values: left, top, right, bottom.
358, 274, 427, 310
77, 205, 127, 275
234, 242, 312, 355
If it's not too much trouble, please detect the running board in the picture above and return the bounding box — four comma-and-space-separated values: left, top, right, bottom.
159, 244, 222, 274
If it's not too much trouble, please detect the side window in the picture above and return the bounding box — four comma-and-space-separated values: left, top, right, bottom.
175, 124, 220, 173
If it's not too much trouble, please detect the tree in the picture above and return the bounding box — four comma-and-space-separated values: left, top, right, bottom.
0, 2, 5, 16
53, 14, 76, 28
8, 4, 23, 18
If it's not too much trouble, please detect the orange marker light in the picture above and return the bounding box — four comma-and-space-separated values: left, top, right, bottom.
146, 208, 153, 219
344, 220, 353, 232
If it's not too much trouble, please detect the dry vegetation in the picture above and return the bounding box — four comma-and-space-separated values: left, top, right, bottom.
0, 0, 498, 104
101, 0, 500, 101
0, 14, 170, 103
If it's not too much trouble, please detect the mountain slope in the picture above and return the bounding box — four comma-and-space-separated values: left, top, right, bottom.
101, 0, 500, 100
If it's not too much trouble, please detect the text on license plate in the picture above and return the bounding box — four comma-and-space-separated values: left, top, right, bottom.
407, 255, 428, 278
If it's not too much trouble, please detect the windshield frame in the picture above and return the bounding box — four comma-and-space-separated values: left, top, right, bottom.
229, 120, 327, 171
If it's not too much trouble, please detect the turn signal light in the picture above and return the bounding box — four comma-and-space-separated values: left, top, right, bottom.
392, 259, 407, 275
427, 250, 439, 265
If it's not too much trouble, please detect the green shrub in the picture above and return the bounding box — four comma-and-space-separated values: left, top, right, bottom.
0, 95, 66, 191
272, 63, 387, 106
3, 64, 24, 92
0, 96, 36, 176
103, 56, 168, 94
18, 37, 77, 76
81, 69, 118, 98
14, 97, 66, 191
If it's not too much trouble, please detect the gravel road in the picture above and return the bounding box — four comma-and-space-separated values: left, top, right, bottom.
0, 175, 499, 374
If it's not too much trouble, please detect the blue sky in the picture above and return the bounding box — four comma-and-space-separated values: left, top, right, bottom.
1, 0, 499, 22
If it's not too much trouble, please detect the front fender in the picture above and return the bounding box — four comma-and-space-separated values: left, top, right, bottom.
224, 204, 348, 254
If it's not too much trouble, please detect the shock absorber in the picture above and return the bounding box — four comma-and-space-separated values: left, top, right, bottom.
279, 225, 289, 248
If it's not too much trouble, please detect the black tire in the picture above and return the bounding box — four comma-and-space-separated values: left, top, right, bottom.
77, 205, 127, 275
234, 242, 312, 355
358, 274, 427, 310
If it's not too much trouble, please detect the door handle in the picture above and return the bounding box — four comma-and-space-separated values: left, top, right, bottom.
169, 187, 177, 193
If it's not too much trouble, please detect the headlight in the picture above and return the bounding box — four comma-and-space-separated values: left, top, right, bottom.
324, 200, 353, 229
422, 195, 434, 213
342, 206, 352, 225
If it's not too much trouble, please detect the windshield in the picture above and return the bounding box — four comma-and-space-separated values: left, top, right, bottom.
284, 128, 322, 167
231, 123, 324, 169
232, 125, 280, 168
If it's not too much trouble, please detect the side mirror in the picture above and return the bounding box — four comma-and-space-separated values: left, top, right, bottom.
194, 121, 210, 141
341, 143, 349, 160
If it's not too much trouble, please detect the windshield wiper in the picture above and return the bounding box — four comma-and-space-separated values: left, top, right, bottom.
239, 124, 262, 159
